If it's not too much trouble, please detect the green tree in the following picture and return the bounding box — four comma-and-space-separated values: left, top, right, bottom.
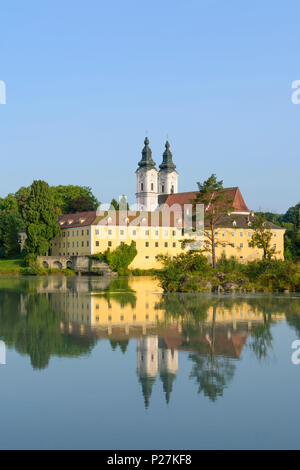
69, 195, 96, 213
51, 185, 99, 214
24, 180, 60, 255
0, 194, 24, 257
249, 215, 277, 260
15, 186, 30, 219
92, 242, 137, 275
109, 198, 119, 210
3, 214, 22, 257
193, 174, 234, 268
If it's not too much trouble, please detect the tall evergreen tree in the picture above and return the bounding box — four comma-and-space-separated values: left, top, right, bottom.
24, 180, 60, 255
3, 214, 22, 257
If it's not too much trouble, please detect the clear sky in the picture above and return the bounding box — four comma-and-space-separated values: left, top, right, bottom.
0, 0, 299, 213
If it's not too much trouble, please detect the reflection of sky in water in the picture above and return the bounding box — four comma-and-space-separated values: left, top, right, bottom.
0, 276, 299, 449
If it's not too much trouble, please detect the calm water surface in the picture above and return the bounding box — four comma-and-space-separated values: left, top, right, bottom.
0, 275, 299, 450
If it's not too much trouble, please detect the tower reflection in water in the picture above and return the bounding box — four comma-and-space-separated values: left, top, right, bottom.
0, 276, 289, 406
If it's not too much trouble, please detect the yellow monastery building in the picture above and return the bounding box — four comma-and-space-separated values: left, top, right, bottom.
48, 138, 285, 269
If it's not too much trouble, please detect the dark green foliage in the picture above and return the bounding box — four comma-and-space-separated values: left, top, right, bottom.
2, 214, 23, 257
258, 202, 300, 261
15, 186, 31, 219
69, 195, 96, 213
0, 194, 24, 257
51, 185, 99, 214
24, 180, 60, 255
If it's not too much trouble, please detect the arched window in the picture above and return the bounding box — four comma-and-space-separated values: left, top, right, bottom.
162, 185, 165, 193
171, 185, 174, 193
151, 183, 154, 191
141, 183, 144, 191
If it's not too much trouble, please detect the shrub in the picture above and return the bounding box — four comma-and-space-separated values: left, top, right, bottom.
216, 254, 245, 274
26, 262, 45, 275
24, 253, 37, 267
90, 242, 137, 275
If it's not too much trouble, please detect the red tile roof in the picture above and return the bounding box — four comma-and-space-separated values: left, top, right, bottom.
158, 187, 250, 213
58, 211, 97, 229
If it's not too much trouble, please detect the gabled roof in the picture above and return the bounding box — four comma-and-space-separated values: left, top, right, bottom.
158, 187, 250, 213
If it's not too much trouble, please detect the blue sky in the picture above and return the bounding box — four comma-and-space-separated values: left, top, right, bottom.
0, 0, 299, 213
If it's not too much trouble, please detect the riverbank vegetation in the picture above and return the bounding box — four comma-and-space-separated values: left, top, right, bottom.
156, 252, 300, 293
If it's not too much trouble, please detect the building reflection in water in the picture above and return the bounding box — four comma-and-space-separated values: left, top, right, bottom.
137, 336, 178, 407
0, 276, 291, 406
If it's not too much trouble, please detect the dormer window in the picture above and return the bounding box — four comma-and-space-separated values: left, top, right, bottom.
68, 220, 73, 225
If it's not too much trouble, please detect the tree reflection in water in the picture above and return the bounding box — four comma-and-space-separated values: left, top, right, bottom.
0, 277, 299, 405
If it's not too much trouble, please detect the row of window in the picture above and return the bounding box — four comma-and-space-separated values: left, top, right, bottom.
215, 231, 277, 238
53, 241, 89, 248
94, 228, 179, 237
62, 229, 89, 237
94, 241, 178, 248
207, 242, 278, 249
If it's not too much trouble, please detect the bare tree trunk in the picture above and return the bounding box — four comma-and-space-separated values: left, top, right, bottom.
211, 226, 216, 268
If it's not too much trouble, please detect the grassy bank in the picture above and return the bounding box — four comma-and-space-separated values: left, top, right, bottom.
0, 256, 75, 276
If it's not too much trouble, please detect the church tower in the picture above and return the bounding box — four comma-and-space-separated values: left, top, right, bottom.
136, 137, 158, 211
158, 141, 178, 197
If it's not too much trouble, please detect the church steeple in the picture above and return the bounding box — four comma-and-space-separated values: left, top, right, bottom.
158, 140, 179, 196
159, 141, 176, 172
137, 137, 156, 171
136, 138, 158, 211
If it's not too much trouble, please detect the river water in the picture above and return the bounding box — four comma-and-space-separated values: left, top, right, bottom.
0, 275, 299, 449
